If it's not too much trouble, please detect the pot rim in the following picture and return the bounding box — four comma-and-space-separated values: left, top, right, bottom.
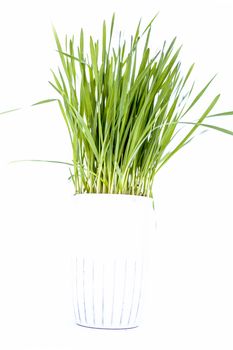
72, 193, 153, 201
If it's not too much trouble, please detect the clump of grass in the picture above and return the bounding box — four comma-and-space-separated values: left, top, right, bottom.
37, 14, 232, 197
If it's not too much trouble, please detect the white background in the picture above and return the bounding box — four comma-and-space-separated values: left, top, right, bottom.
0, 0, 232, 349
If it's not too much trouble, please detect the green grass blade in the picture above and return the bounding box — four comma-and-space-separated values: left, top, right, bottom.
32, 99, 58, 106
0, 108, 20, 115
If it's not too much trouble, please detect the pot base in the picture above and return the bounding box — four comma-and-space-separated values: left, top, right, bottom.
76, 322, 138, 330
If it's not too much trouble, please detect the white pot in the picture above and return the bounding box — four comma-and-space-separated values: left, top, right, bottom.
71, 194, 155, 329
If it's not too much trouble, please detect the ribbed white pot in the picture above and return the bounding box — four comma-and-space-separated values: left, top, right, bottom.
71, 194, 155, 329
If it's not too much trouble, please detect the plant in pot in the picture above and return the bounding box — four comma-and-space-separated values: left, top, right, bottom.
33, 14, 232, 329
